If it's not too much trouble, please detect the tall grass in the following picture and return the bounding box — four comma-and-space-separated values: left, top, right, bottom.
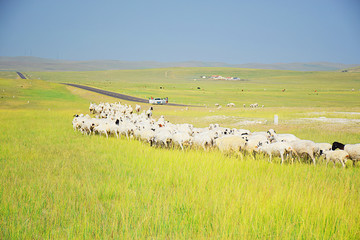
1, 109, 360, 238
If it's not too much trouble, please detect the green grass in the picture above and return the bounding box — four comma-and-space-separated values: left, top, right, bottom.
30, 67, 360, 107
1, 69, 360, 238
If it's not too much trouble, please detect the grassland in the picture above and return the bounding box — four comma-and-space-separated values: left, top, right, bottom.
31, 67, 360, 107
1, 69, 360, 239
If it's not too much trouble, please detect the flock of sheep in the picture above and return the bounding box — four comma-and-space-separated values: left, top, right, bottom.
215, 103, 264, 109
72, 102, 360, 167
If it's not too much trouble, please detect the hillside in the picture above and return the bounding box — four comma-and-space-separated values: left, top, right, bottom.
1, 56, 359, 72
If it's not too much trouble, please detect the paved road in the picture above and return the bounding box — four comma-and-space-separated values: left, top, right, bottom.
16, 72, 27, 79
63, 83, 194, 107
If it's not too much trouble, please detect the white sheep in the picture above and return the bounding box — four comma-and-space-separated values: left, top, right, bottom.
314, 143, 332, 157
215, 135, 247, 157
257, 142, 297, 164
172, 132, 192, 150
93, 123, 110, 138
135, 104, 141, 113
267, 129, 300, 142
192, 131, 217, 150
323, 150, 349, 168
289, 140, 317, 165
332, 142, 360, 166
243, 134, 269, 158
226, 103, 235, 107
146, 108, 153, 119
344, 144, 360, 166
154, 128, 173, 148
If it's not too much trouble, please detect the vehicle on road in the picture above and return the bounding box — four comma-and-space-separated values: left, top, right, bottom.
149, 97, 168, 105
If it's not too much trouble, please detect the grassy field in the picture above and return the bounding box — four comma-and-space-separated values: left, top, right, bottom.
1, 69, 360, 239
31, 68, 360, 107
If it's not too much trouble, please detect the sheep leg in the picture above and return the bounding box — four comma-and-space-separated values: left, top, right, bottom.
340, 159, 346, 168
251, 151, 256, 160
238, 151, 244, 160
311, 154, 316, 165
202, 143, 207, 151
269, 154, 272, 163
280, 153, 284, 165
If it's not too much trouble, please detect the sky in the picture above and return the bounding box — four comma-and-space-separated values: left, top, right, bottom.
0, 0, 359, 64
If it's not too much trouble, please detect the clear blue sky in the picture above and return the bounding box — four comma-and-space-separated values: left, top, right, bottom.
1, 0, 359, 64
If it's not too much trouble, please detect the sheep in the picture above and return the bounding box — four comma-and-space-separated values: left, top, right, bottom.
332, 142, 360, 166
226, 103, 235, 107
192, 131, 217, 151
257, 142, 298, 164
172, 132, 192, 150
75, 102, 360, 168
215, 103, 220, 107
323, 150, 350, 168
154, 129, 173, 148
215, 135, 247, 157
249, 103, 258, 108
135, 104, 141, 113
146, 108, 153, 119
93, 123, 110, 138
139, 128, 156, 146
243, 134, 269, 158
267, 129, 300, 143
232, 128, 251, 136
289, 140, 317, 165
314, 143, 332, 157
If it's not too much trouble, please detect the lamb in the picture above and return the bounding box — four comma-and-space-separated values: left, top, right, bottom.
323, 150, 350, 168
332, 142, 360, 166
